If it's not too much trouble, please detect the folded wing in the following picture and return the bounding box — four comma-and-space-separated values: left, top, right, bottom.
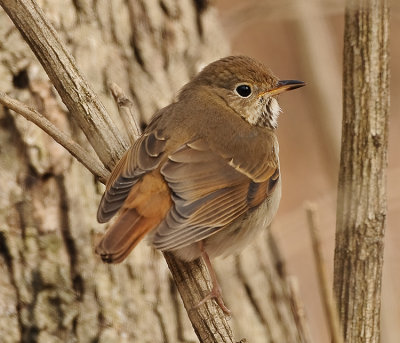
97, 130, 167, 223
153, 139, 279, 251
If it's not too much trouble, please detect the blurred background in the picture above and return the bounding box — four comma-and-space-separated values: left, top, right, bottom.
215, 1, 399, 342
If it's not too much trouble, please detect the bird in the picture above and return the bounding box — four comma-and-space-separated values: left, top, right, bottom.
95, 55, 304, 314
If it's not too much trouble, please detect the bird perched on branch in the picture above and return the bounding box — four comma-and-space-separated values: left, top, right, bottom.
96, 55, 304, 313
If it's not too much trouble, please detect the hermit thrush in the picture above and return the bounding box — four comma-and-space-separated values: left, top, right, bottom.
96, 56, 304, 313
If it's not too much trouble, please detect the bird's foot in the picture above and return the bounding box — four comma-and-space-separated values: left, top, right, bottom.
194, 242, 231, 315
195, 284, 231, 315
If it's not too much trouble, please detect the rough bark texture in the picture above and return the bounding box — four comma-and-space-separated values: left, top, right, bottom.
334, 1, 390, 343
0, 1, 311, 342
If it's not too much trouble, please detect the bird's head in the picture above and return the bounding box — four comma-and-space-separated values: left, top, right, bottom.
187, 55, 305, 129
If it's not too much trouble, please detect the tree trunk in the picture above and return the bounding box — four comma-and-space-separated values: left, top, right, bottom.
0, 1, 311, 342
334, 1, 390, 343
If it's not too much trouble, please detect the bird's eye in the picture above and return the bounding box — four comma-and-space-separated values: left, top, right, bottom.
235, 84, 252, 98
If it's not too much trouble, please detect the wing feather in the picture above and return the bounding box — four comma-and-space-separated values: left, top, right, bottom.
153, 138, 279, 251
97, 130, 166, 223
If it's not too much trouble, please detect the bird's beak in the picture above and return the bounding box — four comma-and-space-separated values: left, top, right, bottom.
258, 80, 305, 97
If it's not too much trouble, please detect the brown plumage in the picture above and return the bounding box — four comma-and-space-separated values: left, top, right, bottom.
95, 55, 304, 313
96, 170, 172, 263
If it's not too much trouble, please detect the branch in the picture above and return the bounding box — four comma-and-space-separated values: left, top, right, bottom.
286, 277, 313, 343
334, 1, 390, 341
306, 204, 343, 343
109, 82, 141, 144
0, 91, 109, 184
164, 253, 235, 343
0, 0, 127, 168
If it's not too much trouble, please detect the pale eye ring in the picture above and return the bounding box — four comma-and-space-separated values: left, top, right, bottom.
235, 84, 252, 98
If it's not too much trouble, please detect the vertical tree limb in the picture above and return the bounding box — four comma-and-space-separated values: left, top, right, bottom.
334, 1, 390, 343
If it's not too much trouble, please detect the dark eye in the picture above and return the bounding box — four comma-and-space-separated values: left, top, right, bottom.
235, 84, 252, 98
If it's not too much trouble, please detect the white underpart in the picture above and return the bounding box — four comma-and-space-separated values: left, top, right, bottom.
247, 96, 282, 128
269, 97, 282, 128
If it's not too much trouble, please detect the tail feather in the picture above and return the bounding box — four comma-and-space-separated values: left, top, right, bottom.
95, 170, 172, 263
95, 209, 160, 263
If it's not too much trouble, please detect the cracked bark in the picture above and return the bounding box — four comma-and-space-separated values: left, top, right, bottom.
334, 1, 390, 343
0, 1, 311, 342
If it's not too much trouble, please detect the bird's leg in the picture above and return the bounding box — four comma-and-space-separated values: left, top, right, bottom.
195, 242, 231, 315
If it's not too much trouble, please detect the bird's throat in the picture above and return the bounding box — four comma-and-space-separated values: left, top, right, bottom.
251, 97, 281, 129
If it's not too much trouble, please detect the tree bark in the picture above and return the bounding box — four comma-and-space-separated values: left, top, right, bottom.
0, 1, 311, 342
334, 1, 390, 343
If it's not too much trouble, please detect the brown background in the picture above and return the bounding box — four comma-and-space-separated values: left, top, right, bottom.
216, 1, 399, 342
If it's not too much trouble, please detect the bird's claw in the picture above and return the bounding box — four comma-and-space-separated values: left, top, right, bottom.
194, 285, 231, 315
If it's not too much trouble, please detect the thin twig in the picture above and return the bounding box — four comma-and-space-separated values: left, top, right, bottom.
286, 276, 314, 343
0, 91, 109, 184
109, 82, 141, 144
306, 203, 343, 343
